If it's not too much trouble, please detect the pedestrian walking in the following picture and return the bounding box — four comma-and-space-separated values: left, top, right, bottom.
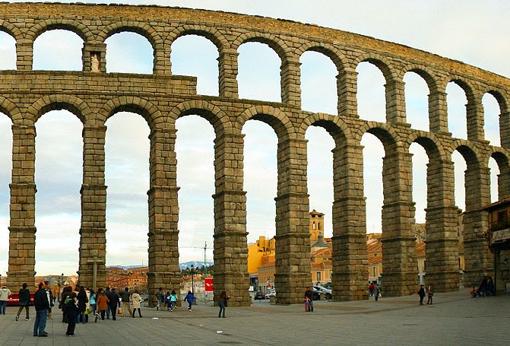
59, 286, 72, 323
105, 287, 112, 319
120, 287, 133, 317
418, 284, 426, 305
63, 292, 79, 336
168, 290, 177, 311
16, 283, 30, 321
218, 291, 229, 318
131, 290, 143, 318
0, 285, 12, 315
108, 288, 120, 320
184, 290, 194, 311
426, 285, 434, 305
43, 281, 54, 320
33, 282, 49, 337
374, 283, 380, 302
89, 289, 97, 317
156, 287, 164, 311
77, 286, 88, 323
96, 288, 109, 321
304, 287, 313, 312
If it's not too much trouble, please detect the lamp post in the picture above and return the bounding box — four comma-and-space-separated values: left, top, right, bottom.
190, 264, 194, 295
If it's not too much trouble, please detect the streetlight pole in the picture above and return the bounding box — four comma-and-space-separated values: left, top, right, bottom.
191, 264, 194, 295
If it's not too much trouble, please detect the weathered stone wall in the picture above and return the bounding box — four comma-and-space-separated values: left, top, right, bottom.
1, 2, 509, 304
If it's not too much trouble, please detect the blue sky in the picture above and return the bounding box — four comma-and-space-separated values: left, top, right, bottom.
0, 0, 508, 275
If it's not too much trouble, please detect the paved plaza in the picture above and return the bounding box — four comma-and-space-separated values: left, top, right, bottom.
0, 289, 508, 345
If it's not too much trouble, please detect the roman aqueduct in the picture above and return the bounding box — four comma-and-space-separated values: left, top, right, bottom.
1, 2, 509, 305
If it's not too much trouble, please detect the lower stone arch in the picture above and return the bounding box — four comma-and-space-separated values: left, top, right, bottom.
27, 95, 90, 124
237, 105, 294, 142
101, 96, 162, 131
169, 100, 232, 137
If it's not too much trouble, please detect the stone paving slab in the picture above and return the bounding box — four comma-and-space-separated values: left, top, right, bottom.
0, 289, 509, 345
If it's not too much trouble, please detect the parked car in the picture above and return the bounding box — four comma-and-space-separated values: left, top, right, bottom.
254, 291, 265, 300
313, 285, 332, 300
7, 293, 35, 306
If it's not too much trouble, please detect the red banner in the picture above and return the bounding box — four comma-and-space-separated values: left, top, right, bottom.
204, 277, 214, 292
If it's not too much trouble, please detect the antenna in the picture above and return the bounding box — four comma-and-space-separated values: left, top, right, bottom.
204, 241, 207, 270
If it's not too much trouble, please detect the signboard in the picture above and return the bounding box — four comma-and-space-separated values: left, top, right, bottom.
492, 228, 510, 245
204, 277, 214, 293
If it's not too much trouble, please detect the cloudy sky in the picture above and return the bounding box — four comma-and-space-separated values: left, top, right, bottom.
0, 0, 508, 276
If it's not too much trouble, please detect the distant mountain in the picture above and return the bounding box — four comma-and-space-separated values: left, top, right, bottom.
107, 261, 213, 271
179, 261, 213, 270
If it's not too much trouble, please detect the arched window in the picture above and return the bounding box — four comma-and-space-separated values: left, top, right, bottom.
447, 82, 468, 140
0, 31, 16, 70
0, 112, 12, 276
35, 110, 82, 275
33, 29, 83, 71
356, 62, 386, 122
238, 42, 281, 102
300, 51, 337, 114
404, 72, 429, 131
489, 157, 500, 203
105, 32, 153, 74
483, 93, 501, 146
361, 133, 384, 232
105, 112, 149, 267
171, 35, 219, 96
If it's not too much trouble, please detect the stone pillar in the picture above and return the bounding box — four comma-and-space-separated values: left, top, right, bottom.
498, 165, 510, 199
500, 112, 510, 149
7, 125, 36, 290
16, 39, 33, 71
78, 126, 107, 289
213, 132, 250, 306
275, 137, 310, 304
381, 150, 417, 296
385, 80, 407, 125
331, 143, 367, 301
147, 128, 180, 306
337, 68, 358, 118
153, 43, 171, 76
218, 49, 239, 99
424, 159, 460, 291
463, 164, 492, 286
281, 57, 301, 108
429, 91, 449, 134
466, 99, 484, 142
82, 43, 106, 73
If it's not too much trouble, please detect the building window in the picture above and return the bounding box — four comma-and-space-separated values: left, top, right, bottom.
317, 272, 321, 282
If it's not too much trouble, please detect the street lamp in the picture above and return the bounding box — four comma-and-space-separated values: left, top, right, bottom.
190, 264, 194, 295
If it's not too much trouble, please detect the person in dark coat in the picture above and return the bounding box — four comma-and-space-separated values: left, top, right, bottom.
33, 282, 49, 337
59, 286, 72, 323
184, 290, 194, 311
418, 285, 426, 305
63, 292, 79, 336
217, 291, 229, 318
304, 287, 313, 312
105, 287, 112, 319
108, 288, 120, 320
77, 286, 88, 323
16, 283, 30, 321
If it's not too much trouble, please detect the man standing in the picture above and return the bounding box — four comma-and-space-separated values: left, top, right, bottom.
33, 282, 49, 337
108, 288, 120, 320
120, 287, 133, 317
0, 285, 12, 315
43, 281, 54, 319
16, 283, 30, 321
418, 284, 426, 305
304, 287, 314, 312
156, 287, 164, 311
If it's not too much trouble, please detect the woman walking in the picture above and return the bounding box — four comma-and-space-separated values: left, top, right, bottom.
96, 289, 109, 321
77, 286, 88, 323
89, 289, 97, 317
426, 285, 434, 305
218, 291, 229, 318
130, 290, 143, 318
169, 290, 177, 312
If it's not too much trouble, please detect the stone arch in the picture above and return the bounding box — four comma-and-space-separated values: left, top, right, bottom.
233, 32, 288, 63
406, 132, 447, 162
101, 96, 162, 131
299, 113, 350, 148
361, 124, 400, 153
298, 43, 347, 73
0, 96, 22, 125
168, 26, 230, 51
403, 66, 437, 94
100, 21, 161, 48
169, 100, 232, 137
484, 89, 508, 113
490, 150, 509, 170
489, 150, 510, 200
237, 105, 294, 141
27, 95, 91, 124
355, 54, 397, 83
448, 78, 476, 104
26, 19, 92, 43
0, 19, 23, 41
453, 143, 480, 168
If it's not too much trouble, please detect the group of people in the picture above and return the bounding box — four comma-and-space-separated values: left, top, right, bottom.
368, 282, 381, 301
471, 276, 496, 297
417, 284, 434, 305
156, 288, 195, 312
